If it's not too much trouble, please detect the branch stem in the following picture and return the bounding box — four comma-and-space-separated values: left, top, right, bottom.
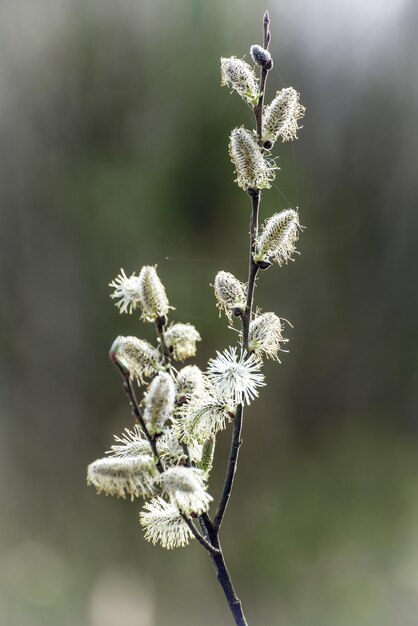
242, 191, 260, 351
213, 404, 243, 531
208, 14, 272, 624
209, 539, 248, 626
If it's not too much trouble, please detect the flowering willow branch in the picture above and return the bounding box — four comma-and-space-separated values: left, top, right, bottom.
87, 11, 305, 626
214, 13, 270, 536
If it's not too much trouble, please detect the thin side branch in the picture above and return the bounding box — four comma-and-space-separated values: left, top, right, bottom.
111, 359, 165, 473
182, 515, 220, 556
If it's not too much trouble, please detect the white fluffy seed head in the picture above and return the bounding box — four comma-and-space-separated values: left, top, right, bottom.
207, 346, 265, 406
87, 456, 157, 500
248, 312, 287, 361
138, 265, 171, 322
220, 56, 260, 105
254, 209, 300, 266
175, 385, 234, 444
139, 497, 194, 549
158, 466, 212, 515
164, 323, 201, 362
229, 127, 276, 191
175, 365, 205, 403
143, 372, 176, 436
214, 270, 247, 322
262, 87, 305, 146
109, 268, 142, 314
106, 425, 152, 458
114, 336, 162, 384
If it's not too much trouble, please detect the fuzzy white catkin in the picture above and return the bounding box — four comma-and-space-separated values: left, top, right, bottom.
262, 87, 305, 146
158, 466, 213, 515
115, 336, 162, 384
254, 209, 300, 266
248, 312, 286, 361
138, 265, 170, 322
107, 425, 152, 458
214, 270, 247, 322
143, 372, 176, 436
175, 387, 234, 444
164, 323, 201, 362
175, 365, 205, 402
207, 346, 265, 406
109, 268, 142, 314
229, 127, 276, 191
220, 56, 260, 105
87, 456, 157, 500
140, 497, 194, 549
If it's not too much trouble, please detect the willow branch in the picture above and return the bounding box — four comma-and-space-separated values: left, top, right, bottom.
213, 11, 270, 537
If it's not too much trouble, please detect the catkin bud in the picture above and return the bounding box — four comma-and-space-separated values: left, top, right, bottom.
138, 265, 171, 322
87, 455, 157, 500
164, 323, 201, 362
262, 87, 305, 147
198, 435, 216, 478
250, 44, 273, 70
220, 56, 260, 106
175, 365, 205, 403
114, 336, 162, 384
254, 209, 300, 267
229, 127, 276, 191
143, 372, 176, 436
214, 270, 247, 322
248, 312, 286, 361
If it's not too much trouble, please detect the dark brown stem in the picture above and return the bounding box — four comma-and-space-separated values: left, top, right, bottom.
182, 514, 220, 556
155, 316, 171, 363
208, 16, 273, 624
210, 543, 248, 626
242, 191, 260, 351
214, 191, 260, 533
213, 404, 243, 531
116, 364, 165, 473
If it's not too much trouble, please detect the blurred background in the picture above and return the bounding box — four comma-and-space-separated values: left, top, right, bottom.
0, 0, 417, 624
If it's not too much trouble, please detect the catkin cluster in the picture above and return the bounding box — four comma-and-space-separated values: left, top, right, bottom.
88, 265, 265, 549
87, 18, 305, 558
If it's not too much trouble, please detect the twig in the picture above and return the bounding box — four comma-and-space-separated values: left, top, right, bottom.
213, 404, 243, 531
155, 315, 171, 363
182, 515, 220, 556
254, 11, 271, 140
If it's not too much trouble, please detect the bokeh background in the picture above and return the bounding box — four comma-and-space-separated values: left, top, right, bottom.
1, 0, 417, 625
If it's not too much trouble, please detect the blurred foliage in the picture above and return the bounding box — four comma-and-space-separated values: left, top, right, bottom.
0, 1, 417, 625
